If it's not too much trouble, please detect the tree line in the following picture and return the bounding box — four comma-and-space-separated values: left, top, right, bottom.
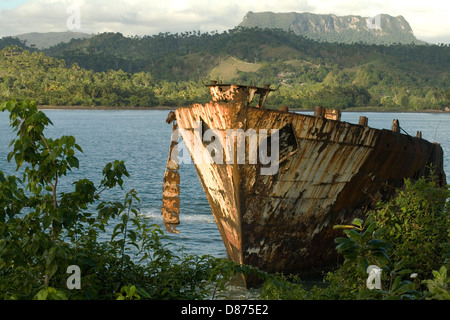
0, 46, 210, 107
0, 27, 449, 110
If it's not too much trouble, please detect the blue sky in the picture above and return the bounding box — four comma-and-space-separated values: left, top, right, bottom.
0, 0, 27, 10
0, 0, 449, 43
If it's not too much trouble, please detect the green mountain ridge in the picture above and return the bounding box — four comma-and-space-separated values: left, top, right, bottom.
239, 11, 426, 45
0, 27, 448, 111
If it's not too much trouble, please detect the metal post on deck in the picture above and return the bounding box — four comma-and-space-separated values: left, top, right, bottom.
391, 119, 400, 133
314, 105, 323, 118
359, 116, 368, 127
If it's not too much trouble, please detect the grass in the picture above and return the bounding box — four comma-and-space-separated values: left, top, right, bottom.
209, 56, 261, 82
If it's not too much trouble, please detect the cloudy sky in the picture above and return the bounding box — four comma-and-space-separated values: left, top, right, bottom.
1, 0, 449, 43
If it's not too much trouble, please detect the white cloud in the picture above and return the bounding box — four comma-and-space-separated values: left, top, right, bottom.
0, 0, 449, 43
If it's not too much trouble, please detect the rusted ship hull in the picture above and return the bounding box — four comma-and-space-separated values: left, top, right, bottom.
163, 84, 446, 284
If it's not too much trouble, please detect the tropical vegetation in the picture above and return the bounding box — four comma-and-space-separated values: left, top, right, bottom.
1, 27, 449, 110
0, 100, 241, 300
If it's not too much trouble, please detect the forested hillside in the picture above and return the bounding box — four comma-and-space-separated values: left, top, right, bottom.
0, 27, 449, 110
0, 46, 209, 107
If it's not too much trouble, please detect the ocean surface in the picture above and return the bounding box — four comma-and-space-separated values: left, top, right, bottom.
1, 109, 449, 259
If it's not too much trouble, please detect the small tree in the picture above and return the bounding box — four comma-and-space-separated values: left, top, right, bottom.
0, 100, 131, 298
0, 100, 238, 299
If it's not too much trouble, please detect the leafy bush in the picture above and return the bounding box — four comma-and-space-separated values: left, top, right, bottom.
0, 100, 238, 300
368, 177, 449, 280
422, 266, 450, 300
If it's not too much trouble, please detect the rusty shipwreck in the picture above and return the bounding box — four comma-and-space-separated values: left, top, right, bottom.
162, 82, 446, 282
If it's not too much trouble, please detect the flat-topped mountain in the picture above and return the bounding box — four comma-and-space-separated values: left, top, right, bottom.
239, 11, 425, 45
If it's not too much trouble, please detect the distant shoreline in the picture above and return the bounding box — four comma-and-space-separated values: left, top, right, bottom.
37, 105, 450, 114
37, 105, 176, 110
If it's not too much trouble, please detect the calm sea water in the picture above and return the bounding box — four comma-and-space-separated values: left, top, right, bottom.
1, 110, 449, 259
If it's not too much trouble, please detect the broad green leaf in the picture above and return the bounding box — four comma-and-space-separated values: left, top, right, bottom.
34, 288, 49, 300
351, 218, 363, 228
67, 156, 79, 169
344, 229, 362, 242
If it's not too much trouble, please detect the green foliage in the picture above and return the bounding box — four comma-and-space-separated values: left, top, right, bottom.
259, 274, 311, 300
333, 218, 390, 277
1, 26, 449, 110
368, 177, 450, 279
356, 275, 422, 300
0, 100, 240, 300
0, 47, 159, 107
423, 266, 450, 300
116, 285, 148, 300
0, 37, 34, 50
33, 287, 68, 300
